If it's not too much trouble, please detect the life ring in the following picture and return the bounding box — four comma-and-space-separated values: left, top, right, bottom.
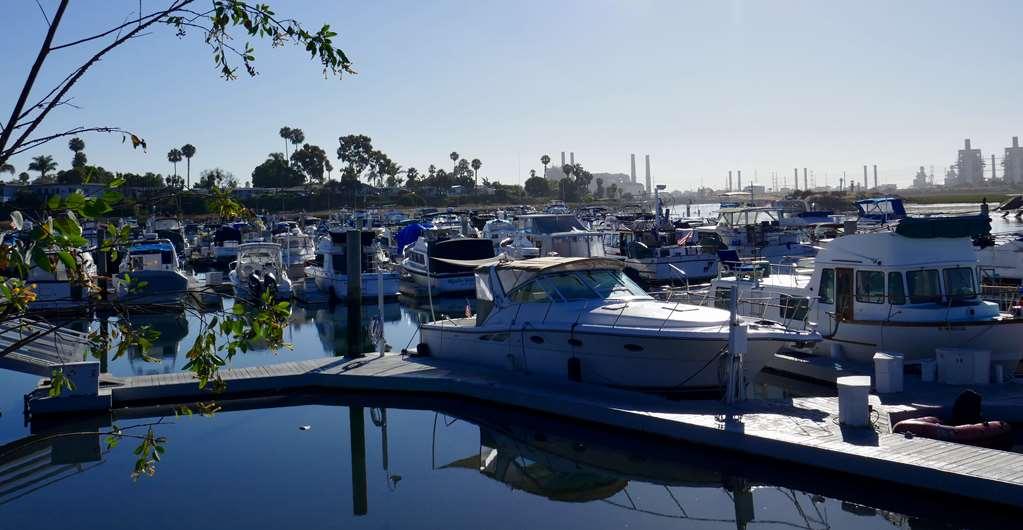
893, 416, 1013, 450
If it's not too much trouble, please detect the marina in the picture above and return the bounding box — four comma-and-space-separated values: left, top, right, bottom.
5, 2, 1023, 528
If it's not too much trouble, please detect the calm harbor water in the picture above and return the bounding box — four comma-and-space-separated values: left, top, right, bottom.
1, 201, 1021, 528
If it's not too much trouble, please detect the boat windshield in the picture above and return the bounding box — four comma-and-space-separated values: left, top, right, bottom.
906, 269, 941, 304
507, 270, 649, 303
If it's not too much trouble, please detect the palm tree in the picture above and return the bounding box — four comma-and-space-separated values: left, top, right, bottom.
428, 164, 436, 178
540, 154, 550, 178
529, 169, 536, 179
167, 148, 183, 178
181, 144, 196, 188
325, 159, 334, 181
18, 172, 30, 184
470, 158, 482, 187
28, 155, 58, 183
279, 127, 293, 157
1, 163, 13, 176
449, 151, 459, 172
68, 137, 86, 169
560, 164, 574, 202
289, 129, 305, 156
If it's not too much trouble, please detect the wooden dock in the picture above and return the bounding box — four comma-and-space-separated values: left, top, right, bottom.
24, 351, 1023, 509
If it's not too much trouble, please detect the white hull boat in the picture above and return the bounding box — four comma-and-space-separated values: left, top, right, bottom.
418, 257, 817, 391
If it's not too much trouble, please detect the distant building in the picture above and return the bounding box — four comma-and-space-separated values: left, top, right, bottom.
912, 166, 930, 189
951, 138, 984, 186
1005, 136, 1023, 184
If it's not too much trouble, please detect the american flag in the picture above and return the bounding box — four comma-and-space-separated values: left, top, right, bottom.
676, 230, 694, 247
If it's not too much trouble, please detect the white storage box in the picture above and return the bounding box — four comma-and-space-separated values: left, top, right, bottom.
837, 375, 871, 426
873, 352, 904, 394
935, 348, 990, 385
920, 359, 937, 382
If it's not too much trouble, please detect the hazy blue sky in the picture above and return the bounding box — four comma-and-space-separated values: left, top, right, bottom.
3, 0, 1021, 190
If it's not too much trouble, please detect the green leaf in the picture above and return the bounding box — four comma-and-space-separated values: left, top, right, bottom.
47, 194, 61, 210
102, 190, 123, 203
65, 191, 86, 211
109, 177, 125, 188
56, 250, 76, 272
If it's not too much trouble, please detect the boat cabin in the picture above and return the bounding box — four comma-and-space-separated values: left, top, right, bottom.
855, 197, 906, 224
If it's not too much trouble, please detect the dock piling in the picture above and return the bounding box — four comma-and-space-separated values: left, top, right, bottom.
346, 230, 363, 357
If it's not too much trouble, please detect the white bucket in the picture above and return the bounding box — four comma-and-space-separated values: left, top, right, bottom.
837, 375, 871, 427
873, 352, 904, 394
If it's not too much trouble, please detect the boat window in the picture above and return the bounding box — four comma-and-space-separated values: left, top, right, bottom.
819, 269, 835, 304
543, 273, 598, 301
855, 270, 884, 304
906, 269, 941, 304
714, 287, 732, 310
578, 270, 648, 299
780, 294, 809, 321
888, 272, 906, 305
508, 280, 555, 303
943, 267, 977, 300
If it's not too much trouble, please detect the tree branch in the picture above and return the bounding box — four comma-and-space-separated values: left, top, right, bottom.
3, 1, 190, 164
0, 0, 70, 158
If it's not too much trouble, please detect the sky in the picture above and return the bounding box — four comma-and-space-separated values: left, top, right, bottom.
2, 0, 1022, 190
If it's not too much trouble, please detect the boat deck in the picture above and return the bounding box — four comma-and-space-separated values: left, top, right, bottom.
25, 352, 1023, 509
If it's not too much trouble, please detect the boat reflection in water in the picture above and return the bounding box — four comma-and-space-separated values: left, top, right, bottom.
125, 312, 189, 375
295, 301, 402, 356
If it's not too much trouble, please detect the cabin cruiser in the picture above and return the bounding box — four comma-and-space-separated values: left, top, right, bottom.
229, 242, 294, 300
482, 218, 539, 260
417, 257, 818, 391
305, 230, 399, 299
16, 249, 97, 313
704, 206, 815, 265
709, 215, 1023, 378
855, 197, 907, 225
622, 221, 718, 283
401, 236, 496, 295
149, 218, 188, 256
518, 214, 608, 258
272, 230, 316, 277
544, 200, 570, 214
113, 238, 191, 305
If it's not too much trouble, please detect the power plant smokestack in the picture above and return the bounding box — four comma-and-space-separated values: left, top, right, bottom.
644, 155, 652, 195
873, 165, 878, 188
1015, 136, 1020, 149
965, 139, 971, 150
630, 154, 636, 183
561, 152, 566, 167
863, 165, 868, 188
992, 154, 997, 180
737, 170, 742, 191
793, 168, 799, 190
803, 168, 808, 190
570, 152, 575, 166
728, 170, 733, 191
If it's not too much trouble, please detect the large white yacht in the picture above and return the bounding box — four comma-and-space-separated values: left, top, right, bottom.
417, 257, 817, 391
305, 230, 399, 299
709, 215, 1023, 377
23, 249, 97, 313
272, 229, 316, 277
482, 217, 539, 260
701, 206, 815, 264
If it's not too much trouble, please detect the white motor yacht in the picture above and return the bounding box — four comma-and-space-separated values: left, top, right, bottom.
401, 236, 496, 295
483, 218, 539, 260
229, 242, 294, 300
418, 257, 817, 391
305, 230, 399, 299
622, 222, 718, 283
709, 215, 1023, 377
518, 214, 608, 258
113, 238, 191, 305
273, 229, 316, 276
701, 205, 815, 265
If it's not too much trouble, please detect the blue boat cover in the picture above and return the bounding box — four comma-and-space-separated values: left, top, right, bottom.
130, 242, 175, 253
396, 223, 432, 251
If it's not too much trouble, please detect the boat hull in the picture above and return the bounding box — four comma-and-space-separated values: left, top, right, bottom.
625, 255, 719, 282
402, 267, 475, 295
114, 270, 190, 305
420, 320, 779, 391
821, 318, 1023, 374
308, 269, 400, 299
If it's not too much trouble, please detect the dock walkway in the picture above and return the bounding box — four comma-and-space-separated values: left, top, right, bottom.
25, 352, 1023, 509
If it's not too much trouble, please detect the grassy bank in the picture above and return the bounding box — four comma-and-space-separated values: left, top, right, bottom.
901, 193, 1011, 205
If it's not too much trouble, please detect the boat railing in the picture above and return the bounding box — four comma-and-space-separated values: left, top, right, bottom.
979, 284, 1023, 311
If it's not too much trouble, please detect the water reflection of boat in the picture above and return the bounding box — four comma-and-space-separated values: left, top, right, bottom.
311, 302, 402, 355
125, 312, 189, 375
